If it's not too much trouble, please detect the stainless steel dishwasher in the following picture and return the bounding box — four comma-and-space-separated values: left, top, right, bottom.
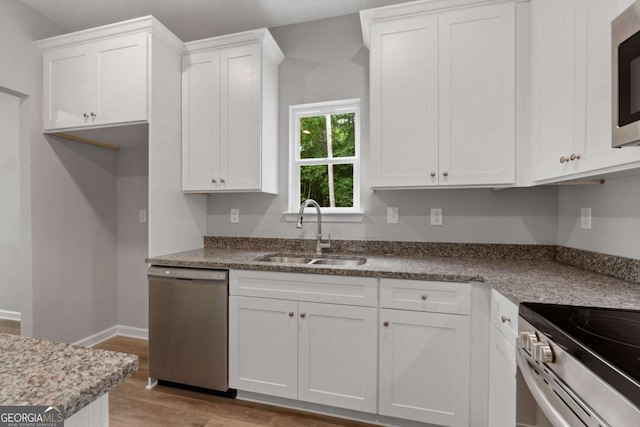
148, 266, 231, 393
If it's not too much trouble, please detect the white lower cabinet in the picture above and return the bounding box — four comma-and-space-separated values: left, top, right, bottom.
379, 308, 471, 427
488, 326, 517, 427
229, 295, 378, 413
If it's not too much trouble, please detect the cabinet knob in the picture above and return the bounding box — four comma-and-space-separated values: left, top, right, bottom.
430, 171, 436, 177
383, 321, 389, 327
90, 112, 96, 118
211, 179, 217, 183
83, 113, 89, 118
421, 294, 428, 301
570, 153, 581, 161
501, 315, 511, 323
560, 156, 568, 164
442, 171, 449, 177
220, 178, 225, 183
288, 312, 294, 317
300, 312, 306, 318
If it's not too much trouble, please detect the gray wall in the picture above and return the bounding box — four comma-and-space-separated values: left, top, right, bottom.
558, 173, 640, 259
206, 14, 560, 244
0, 91, 21, 314
0, 0, 64, 336
117, 146, 149, 329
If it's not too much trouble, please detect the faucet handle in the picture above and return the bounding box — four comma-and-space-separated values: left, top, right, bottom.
320, 233, 331, 249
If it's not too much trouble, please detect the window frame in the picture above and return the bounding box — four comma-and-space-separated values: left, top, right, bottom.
288, 99, 362, 216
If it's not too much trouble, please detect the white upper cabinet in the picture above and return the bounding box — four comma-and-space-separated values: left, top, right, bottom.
182, 29, 283, 194
363, 1, 518, 189
39, 25, 151, 132
531, 0, 640, 182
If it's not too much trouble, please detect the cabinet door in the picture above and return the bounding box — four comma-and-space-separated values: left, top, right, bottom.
92, 32, 148, 126
488, 326, 517, 427
229, 296, 298, 399
530, 0, 586, 181
298, 302, 377, 413
219, 43, 262, 191
439, 3, 516, 186
379, 309, 470, 426
182, 50, 221, 192
370, 15, 439, 188
42, 44, 93, 130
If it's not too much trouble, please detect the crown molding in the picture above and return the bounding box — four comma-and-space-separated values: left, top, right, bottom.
184, 28, 284, 64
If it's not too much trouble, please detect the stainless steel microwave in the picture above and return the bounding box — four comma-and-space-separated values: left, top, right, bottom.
613, 1, 640, 147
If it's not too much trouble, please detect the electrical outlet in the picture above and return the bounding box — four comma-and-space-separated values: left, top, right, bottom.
230, 209, 240, 223
430, 208, 443, 226
581, 207, 592, 229
139, 210, 147, 224
387, 207, 399, 224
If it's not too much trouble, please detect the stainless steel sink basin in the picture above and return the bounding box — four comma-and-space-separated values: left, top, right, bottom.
261, 256, 313, 264
257, 254, 366, 266
308, 258, 366, 266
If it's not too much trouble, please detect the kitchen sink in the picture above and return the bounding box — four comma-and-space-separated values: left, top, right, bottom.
257, 254, 366, 266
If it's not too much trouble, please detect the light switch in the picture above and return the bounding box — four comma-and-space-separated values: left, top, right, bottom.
139, 210, 147, 224
387, 207, 399, 224
581, 207, 591, 229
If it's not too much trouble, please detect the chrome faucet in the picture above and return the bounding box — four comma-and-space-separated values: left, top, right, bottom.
296, 199, 330, 255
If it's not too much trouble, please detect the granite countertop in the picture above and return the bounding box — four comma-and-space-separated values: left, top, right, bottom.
147, 247, 640, 310
0, 333, 138, 418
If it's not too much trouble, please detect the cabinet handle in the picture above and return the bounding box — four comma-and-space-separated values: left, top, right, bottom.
570, 153, 581, 161
300, 312, 306, 318
83, 113, 89, 119
560, 156, 569, 164
220, 178, 225, 183
430, 171, 436, 177
383, 321, 389, 327
421, 294, 428, 300
501, 315, 511, 323
90, 112, 96, 118
288, 312, 294, 317
442, 171, 449, 177
211, 179, 217, 183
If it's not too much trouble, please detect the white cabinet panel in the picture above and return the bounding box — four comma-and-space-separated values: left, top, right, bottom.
44, 46, 93, 130
41, 32, 149, 131
488, 325, 517, 427
94, 33, 148, 125
220, 43, 262, 191
439, 3, 515, 186
182, 50, 221, 191
379, 309, 470, 426
380, 278, 471, 315
229, 296, 298, 399
370, 15, 439, 188
298, 302, 377, 413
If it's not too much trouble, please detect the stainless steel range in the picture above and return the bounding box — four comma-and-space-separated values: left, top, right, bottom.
517, 303, 640, 427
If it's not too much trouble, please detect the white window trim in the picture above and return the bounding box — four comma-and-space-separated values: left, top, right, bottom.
285, 99, 363, 222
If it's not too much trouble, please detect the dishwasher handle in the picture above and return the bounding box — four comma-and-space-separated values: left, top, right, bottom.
148, 266, 227, 281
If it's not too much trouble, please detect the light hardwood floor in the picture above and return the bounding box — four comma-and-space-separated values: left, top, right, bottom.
94, 336, 376, 427
0, 319, 19, 335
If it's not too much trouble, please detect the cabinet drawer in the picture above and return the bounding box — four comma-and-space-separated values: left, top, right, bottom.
230, 270, 377, 307
380, 278, 470, 315
490, 289, 518, 344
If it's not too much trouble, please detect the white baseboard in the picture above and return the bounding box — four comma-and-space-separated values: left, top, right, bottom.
73, 324, 148, 347
0, 309, 21, 321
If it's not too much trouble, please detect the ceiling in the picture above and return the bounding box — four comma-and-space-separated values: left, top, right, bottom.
21, 0, 414, 42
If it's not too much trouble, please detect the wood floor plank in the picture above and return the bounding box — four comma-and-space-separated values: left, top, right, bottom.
95, 336, 376, 427
0, 319, 19, 335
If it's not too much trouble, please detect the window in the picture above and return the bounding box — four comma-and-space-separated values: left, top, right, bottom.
289, 99, 361, 215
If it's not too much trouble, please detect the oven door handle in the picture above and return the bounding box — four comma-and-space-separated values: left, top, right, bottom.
516, 348, 572, 427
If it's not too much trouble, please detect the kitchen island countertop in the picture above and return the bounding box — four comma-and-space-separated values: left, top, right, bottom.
147, 247, 640, 310
0, 333, 137, 418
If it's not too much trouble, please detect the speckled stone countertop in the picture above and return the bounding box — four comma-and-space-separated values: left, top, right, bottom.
147, 247, 640, 310
0, 333, 138, 418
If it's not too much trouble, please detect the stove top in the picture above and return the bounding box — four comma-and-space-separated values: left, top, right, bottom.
520, 302, 640, 408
